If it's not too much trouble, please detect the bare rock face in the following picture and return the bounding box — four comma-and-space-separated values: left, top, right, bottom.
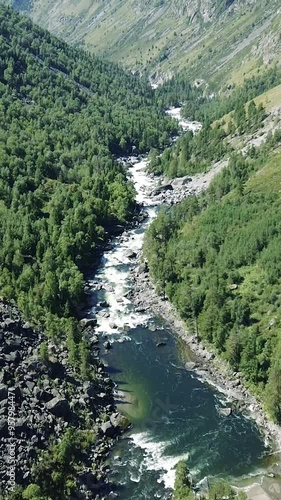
134, 0, 240, 21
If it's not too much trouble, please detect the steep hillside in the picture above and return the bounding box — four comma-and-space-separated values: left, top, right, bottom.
6, 0, 281, 86
0, 4, 176, 345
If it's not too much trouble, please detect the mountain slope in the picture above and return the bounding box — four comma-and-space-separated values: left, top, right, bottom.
0, 3, 176, 329
6, 0, 281, 87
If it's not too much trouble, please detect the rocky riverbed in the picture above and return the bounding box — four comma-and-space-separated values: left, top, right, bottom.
120, 156, 228, 206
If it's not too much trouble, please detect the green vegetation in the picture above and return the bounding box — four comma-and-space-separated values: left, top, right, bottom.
181, 66, 281, 124
173, 461, 193, 500
9, 0, 281, 90
0, 6, 178, 497
148, 97, 265, 177
0, 5, 176, 341
173, 461, 247, 499
147, 65, 281, 178
29, 429, 96, 499
208, 480, 246, 500
145, 129, 281, 423
2, 429, 97, 500
148, 122, 228, 176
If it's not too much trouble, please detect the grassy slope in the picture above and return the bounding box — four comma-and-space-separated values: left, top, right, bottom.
6, 0, 281, 88
214, 82, 281, 132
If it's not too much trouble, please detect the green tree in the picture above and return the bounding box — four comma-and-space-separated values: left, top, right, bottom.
173, 461, 194, 500
266, 358, 281, 423
39, 342, 49, 363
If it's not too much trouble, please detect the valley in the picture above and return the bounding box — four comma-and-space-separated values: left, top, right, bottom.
1, 1, 281, 499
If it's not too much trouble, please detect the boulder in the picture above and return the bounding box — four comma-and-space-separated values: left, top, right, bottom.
172, 176, 192, 187
99, 311, 110, 318
156, 342, 166, 348
80, 317, 97, 328
151, 183, 173, 196
0, 384, 8, 401
110, 412, 130, 431
125, 250, 137, 259
25, 381, 35, 393
231, 379, 240, 388
136, 306, 148, 313
46, 397, 72, 419
0, 418, 8, 435
16, 417, 29, 433
185, 362, 197, 371
36, 390, 53, 402
100, 420, 115, 437
0, 370, 9, 385
99, 301, 109, 308
4, 350, 21, 363
3, 318, 19, 331
7, 337, 22, 349
218, 407, 232, 417
137, 261, 149, 274
26, 360, 46, 375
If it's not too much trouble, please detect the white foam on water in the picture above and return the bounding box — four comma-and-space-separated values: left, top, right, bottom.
130, 471, 141, 483
89, 107, 200, 340
90, 208, 154, 336
128, 158, 159, 206
130, 432, 189, 490
166, 107, 202, 133
88, 108, 200, 492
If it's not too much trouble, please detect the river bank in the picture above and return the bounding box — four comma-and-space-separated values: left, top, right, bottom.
125, 109, 281, 454
130, 264, 281, 452
0, 296, 130, 498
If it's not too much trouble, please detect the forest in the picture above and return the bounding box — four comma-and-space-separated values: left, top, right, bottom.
144, 129, 281, 423
155, 65, 281, 124
173, 461, 246, 500
148, 64, 281, 178
148, 99, 265, 177
1, 3, 281, 497
0, 4, 177, 347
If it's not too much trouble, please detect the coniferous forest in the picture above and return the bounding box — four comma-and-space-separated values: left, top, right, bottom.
2, 2, 281, 499
0, 5, 177, 333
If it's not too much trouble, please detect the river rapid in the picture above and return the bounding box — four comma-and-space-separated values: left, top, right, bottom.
87, 109, 271, 499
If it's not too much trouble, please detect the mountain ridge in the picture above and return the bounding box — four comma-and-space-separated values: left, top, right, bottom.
5, 0, 281, 87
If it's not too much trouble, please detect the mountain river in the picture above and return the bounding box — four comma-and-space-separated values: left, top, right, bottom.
87, 109, 274, 499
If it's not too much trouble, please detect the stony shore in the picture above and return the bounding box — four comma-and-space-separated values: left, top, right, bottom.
0, 299, 128, 498
130, 265, 281, 451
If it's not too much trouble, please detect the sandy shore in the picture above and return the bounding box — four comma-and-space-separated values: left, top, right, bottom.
130, 264, 281, 453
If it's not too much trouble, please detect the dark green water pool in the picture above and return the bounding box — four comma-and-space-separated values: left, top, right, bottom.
104, 325, 267, 499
